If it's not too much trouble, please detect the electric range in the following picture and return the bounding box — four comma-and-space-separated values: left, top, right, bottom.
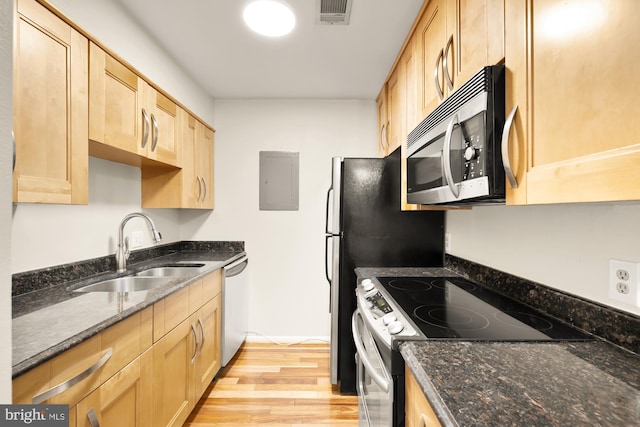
353, 275, 593, 427
374, 276, 593, 342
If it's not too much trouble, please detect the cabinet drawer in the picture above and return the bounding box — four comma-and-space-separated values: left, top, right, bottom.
153, 285, 190, 342
12, 307, 152, 406
202, 269, 222, 299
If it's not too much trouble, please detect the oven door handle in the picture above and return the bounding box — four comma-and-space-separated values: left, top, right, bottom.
351, 309, 390, 393
443, 113, 460, 198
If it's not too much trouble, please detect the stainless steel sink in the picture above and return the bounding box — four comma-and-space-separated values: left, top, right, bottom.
134, 263, 205, 277
73, 276, 174, 293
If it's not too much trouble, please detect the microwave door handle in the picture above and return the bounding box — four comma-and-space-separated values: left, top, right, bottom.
443, 113, 460, 198
501, 105, 519, 189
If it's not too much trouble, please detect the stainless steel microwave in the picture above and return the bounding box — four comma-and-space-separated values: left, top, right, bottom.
406, 65, 506, 205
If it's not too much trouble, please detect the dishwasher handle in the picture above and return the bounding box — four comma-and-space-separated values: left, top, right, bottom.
225, 256, 248, 278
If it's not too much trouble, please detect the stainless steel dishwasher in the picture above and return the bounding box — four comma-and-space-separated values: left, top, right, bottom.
222, 255, 249, 366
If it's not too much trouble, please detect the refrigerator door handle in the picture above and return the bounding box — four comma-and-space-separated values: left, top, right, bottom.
325, 234, 332, 286
325, 186, 333, 234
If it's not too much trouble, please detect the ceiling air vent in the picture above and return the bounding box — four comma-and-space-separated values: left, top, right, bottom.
317, 0, 353, 25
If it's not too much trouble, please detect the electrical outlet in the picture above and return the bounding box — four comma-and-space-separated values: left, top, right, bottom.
444, 233, 451, 251
130, 230, 144, 249
609, 259, 640, 306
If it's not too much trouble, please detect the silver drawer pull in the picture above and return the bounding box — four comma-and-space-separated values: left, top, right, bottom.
87, 408, 100, 427
32, 348, 113, 404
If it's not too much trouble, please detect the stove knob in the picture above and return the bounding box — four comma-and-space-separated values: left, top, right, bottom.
464, 146, 478, 161
361, 279, 374, 292
388, 321, 405, 335
382, 313, 397, 326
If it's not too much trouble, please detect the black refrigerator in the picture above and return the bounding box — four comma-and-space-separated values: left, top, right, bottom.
324, 148, 445, 394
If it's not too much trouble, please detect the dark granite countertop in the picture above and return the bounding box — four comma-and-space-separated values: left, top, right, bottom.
401, 341, 640, 427
356, 266, 640, 426
12, 243, 244, 377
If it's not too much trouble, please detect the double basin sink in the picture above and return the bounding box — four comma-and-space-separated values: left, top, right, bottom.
69, 262, 210, 293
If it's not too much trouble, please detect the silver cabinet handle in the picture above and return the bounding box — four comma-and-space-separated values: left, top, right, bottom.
443, 113, 460, 198
434, 49, 445, 100
191, 323, 199, 364
12, 130, 16, 172
351, 309, 390, 393
202, 178, 207, 202
443, 35, 454, 91
501, 105, 519, 189
150, 113, 159, 152
197, 318, 205, 354
32, 348, 113, 404
87, 408, 100, 427
196, 176, 203, 202
141, 109, 150, 148
379, 123, 387, 152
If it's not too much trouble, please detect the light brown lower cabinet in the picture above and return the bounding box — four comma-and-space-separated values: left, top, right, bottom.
405, 366, 442, 427
12, 270, 223, 427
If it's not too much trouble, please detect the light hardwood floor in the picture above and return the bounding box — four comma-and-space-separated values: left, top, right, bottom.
184, 342, 359, 426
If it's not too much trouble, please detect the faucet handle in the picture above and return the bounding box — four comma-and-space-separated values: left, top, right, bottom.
124, 236, 130, 260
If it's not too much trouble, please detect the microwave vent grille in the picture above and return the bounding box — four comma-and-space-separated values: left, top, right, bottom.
408, 67, 492, 149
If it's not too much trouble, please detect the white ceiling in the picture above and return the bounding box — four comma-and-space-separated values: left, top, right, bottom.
113, 0, 424, 99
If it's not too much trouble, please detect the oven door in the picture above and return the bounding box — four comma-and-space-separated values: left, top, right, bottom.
352, 309, 393, 427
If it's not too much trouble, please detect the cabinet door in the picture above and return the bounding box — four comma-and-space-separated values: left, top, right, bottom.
376, 85, 389, 157
89, 42, 146, 158
196, 122, 215, 209
180, 112, 199, 208
418, 0, 448, 118
152, 319, 196, 427
13, 0, 88, 204
194, 294, 222, 399
405, 366, 441, 427
387, 65, 405, 156
146, 88, 180, 167
448, 0, 504, 91
76, 349, 153, 427
505, 0, 640, 204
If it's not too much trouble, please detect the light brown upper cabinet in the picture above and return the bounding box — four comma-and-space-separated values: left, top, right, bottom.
376, 85, 389, 157
88, 42, 180, 168
13, 0, 88, 204
141, 111, 214, 209
504, 0, 640, 204
417, 0, 504, 118
386, 65, 405, 157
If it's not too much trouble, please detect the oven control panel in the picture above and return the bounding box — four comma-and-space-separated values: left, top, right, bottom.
366, 291, 393, 317
356, 279, 424, 348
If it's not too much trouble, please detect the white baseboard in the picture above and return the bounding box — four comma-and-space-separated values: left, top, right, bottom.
245, 332, 330, 345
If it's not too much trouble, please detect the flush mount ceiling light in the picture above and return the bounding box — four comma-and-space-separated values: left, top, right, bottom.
243, 0, 295, 37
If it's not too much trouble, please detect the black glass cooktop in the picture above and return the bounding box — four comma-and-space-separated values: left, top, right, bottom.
377, 277, 592, 341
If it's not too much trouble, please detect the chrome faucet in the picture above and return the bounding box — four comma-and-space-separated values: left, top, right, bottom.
115, 212, 162, 272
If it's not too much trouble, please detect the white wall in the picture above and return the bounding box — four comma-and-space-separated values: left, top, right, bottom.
1, 0, 14, 402
447, 203, 640, 316
12, 159, 181, 273
181, 99, 377, 340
